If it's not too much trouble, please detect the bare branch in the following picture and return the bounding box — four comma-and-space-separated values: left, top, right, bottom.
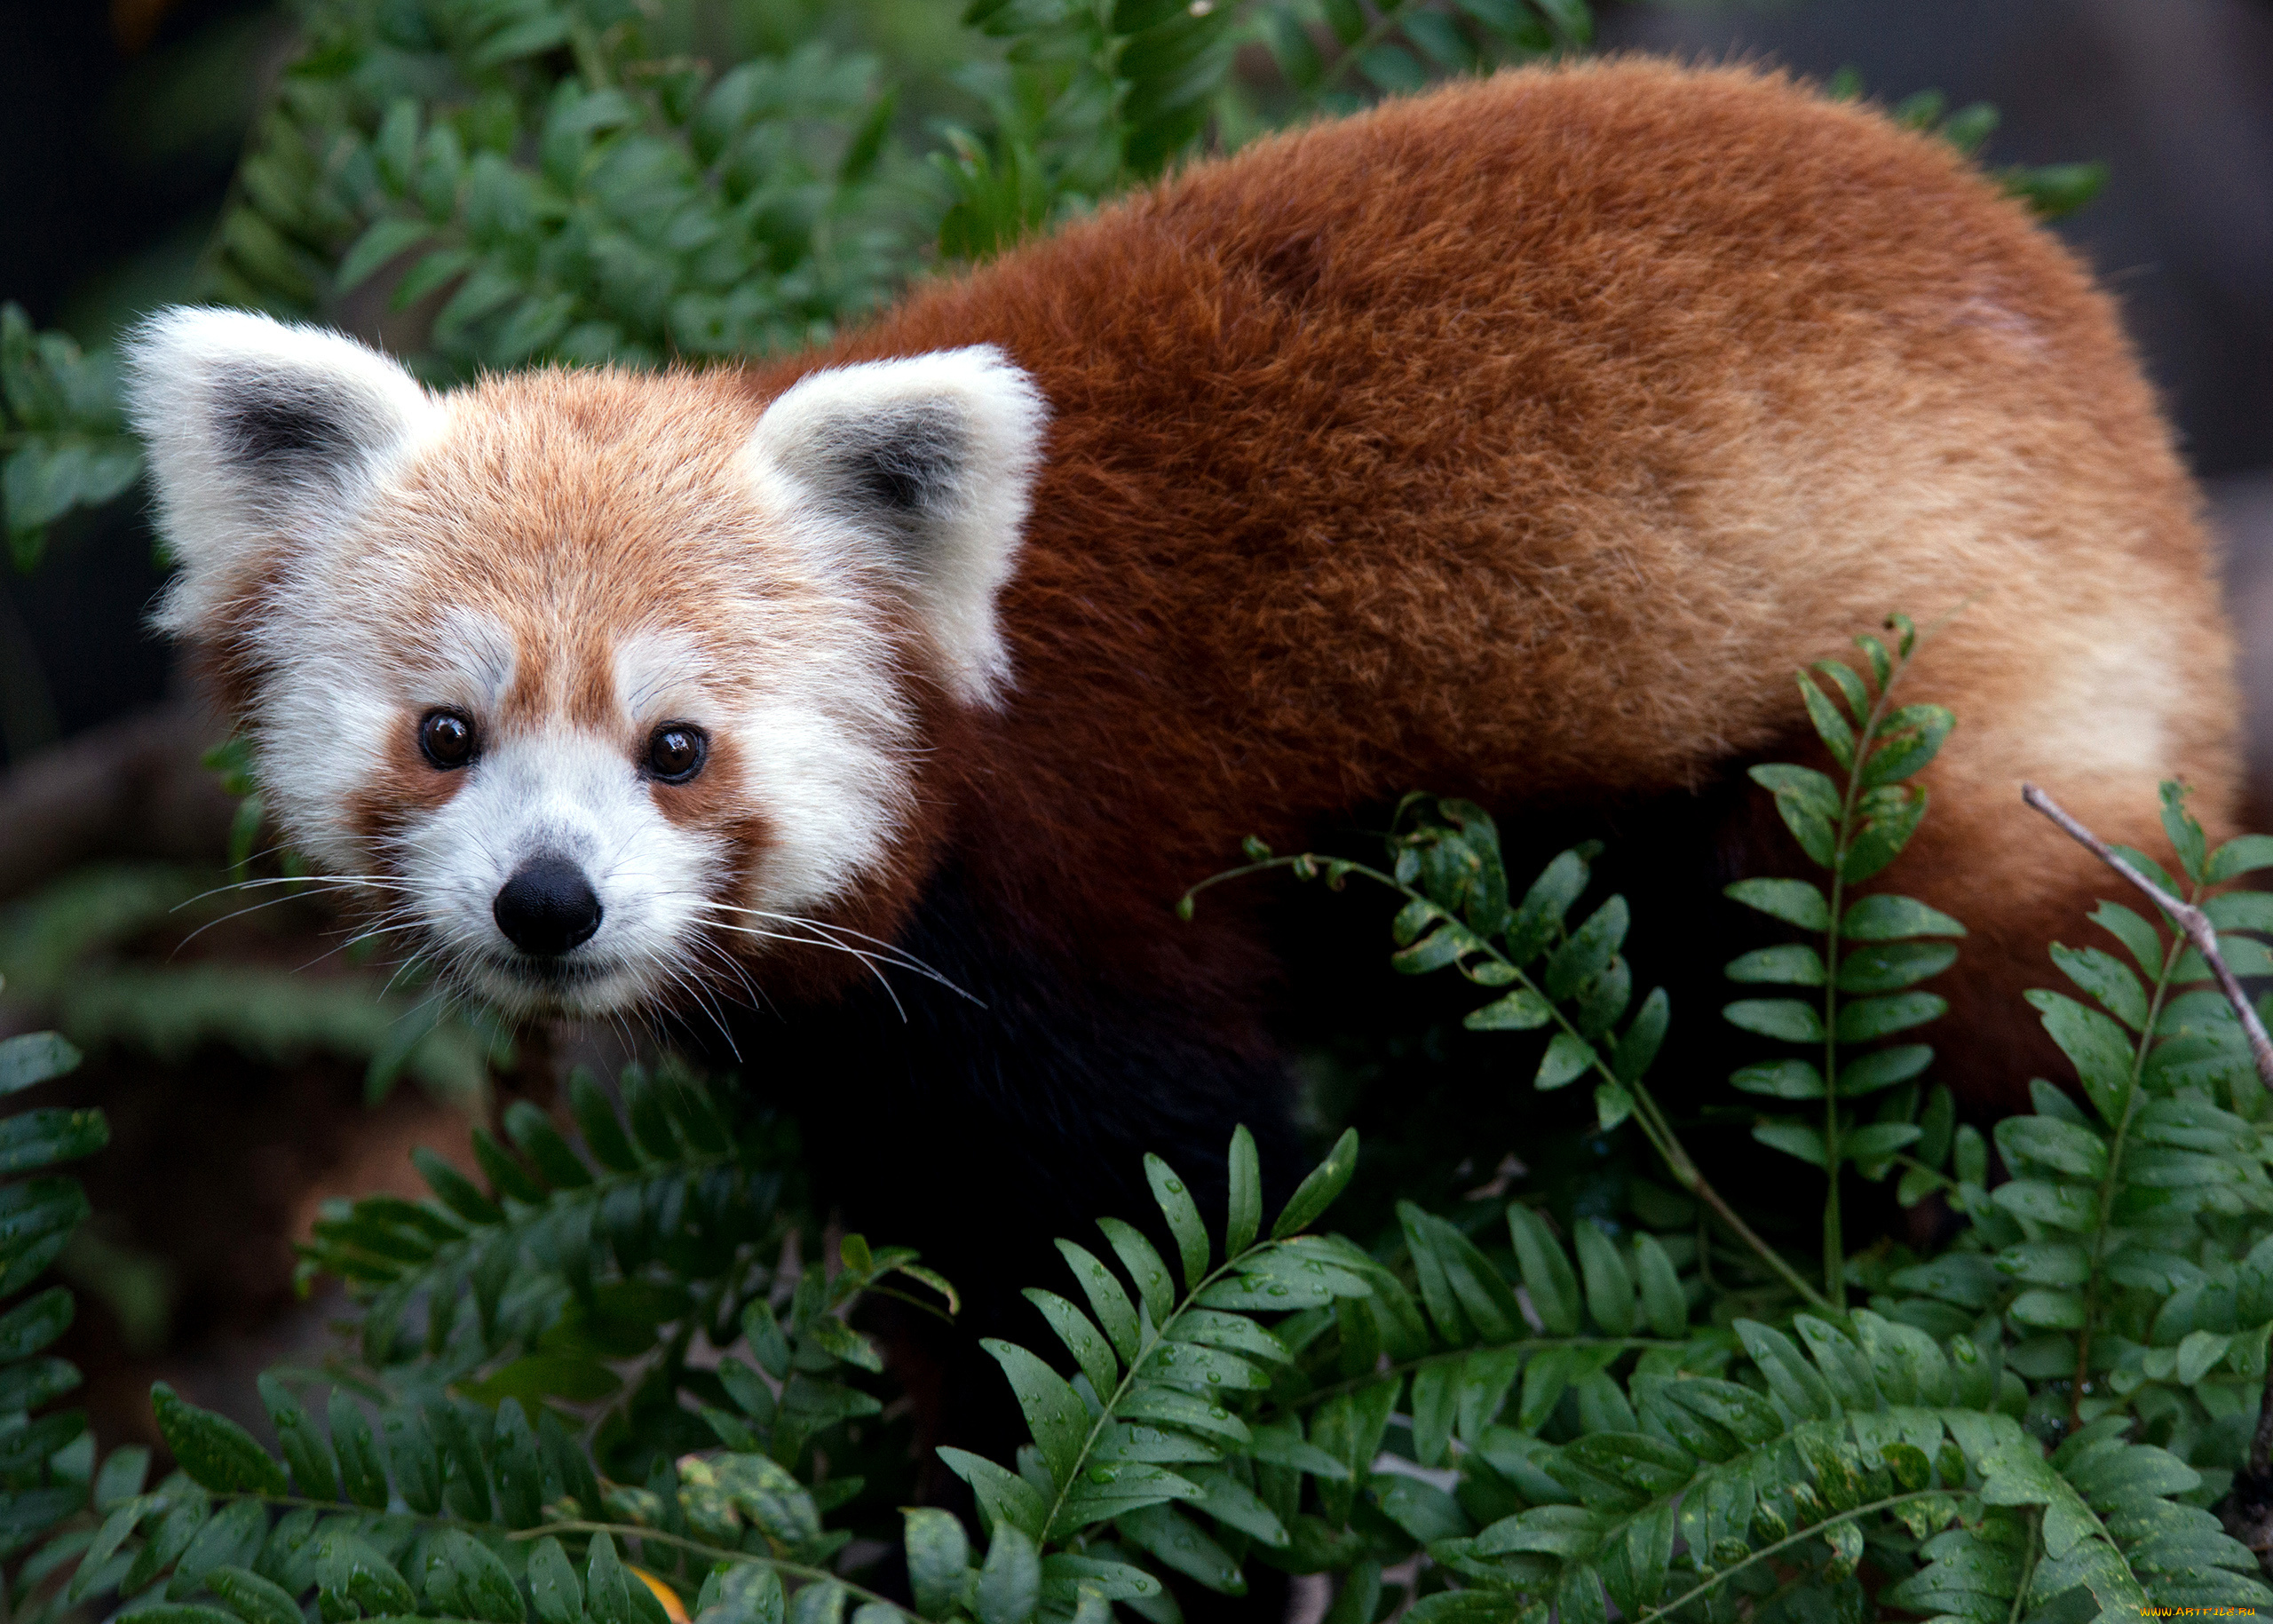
2023, 781, 2273, 1092
2024, 781, 2273, 1497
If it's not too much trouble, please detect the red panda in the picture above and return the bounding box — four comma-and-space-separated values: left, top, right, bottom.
130, 59, 2235, 1364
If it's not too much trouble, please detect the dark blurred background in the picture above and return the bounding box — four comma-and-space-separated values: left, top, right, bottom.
0, 0, 2267, 1439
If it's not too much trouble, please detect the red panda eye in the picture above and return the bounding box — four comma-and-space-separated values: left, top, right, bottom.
419, 709, 476, 769
645, 725, 706, 784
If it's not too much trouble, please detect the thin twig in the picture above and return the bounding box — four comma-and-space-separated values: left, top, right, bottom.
2022, 782, 2273, 1090
2024, 780, 2273, 1470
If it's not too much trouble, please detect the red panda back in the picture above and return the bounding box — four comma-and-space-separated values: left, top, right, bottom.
772, 59, 2234, 1107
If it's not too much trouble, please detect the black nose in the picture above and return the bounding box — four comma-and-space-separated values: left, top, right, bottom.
493, 855, 602, 956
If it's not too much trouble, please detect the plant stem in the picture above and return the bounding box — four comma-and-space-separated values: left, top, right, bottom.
1630, 1490, 1942, 1624
2023, 783, 2273, 1090
2005, 1509, 2042, 1624
1815, 643, 1918, 1307
1038, 1233, 1297, 1541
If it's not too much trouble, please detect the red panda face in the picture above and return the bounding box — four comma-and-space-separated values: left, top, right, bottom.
125, 309, 1045, 1020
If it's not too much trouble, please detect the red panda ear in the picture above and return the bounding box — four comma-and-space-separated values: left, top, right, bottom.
745, 345, 1048, 709
124, 306, 440, 639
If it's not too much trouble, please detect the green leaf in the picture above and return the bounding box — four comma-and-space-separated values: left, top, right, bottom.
1097, 1218, 1176, 1322
1837, 1044, 1932, 1096
1040, 1554, 1160, 1604
0, 1285, 71, 1361
336, 217, 432, 292
1612, 987, 1667, 1082
0, 1032, 81, 1095
1272, 1127, 1358, 1238
327, 1392, 388, 1508
150, 1384, 286, 1496
528, 1538, 583, 1624
1506, 1205, 1580, 1335
1724, 998, 1825, 1043
1837, 941, 1958, 994
1572, 1220, 1635, 1336
788, 1580, 844, 1624
1861, 703, 1954, 787
1836, 991, 1946, 1041
1991, 1178, 2098, 1232
2161, 780, 2209, 882
1114, 1501, 1245, 1592
1145, 1153, 1210, 1289
1811, 657, 1870, 718
1842, 784, 1928, 882
2208, 834, 2273, 883
1049, 1461, 1203, 1533
1535, 1032, 1596, 1088
1753, 1121, 1828, 1168
1796, 672, 1857, 767
1725, 945, 1826, 986
314, 1533, 416, 1620
1725, 878, 1829, 931
256, 1375, 337, 1502
422, 1529, 527, 1624
2053, 943, 2150, 1031
982, 1340, 1087, 1491
904, 1508, 970, 1620
1998, 1116, 2108, 1180
1632, 1234, 1686, 1338
1465, 987, 1553, 1029
2028, 989, 2140, 1123
743, 1298, 792, 1378
1057, 1240, 1142, 1366
2092, 900, 2166, 972
503, 1101, 593, 1189
411, 1145, 503, 1224
976, 1523, 1041, 1624
1841, 894, 1966, 940
1224, 1125, 1261, 1256
584, 1532, 643, 1624
1024, 1290, 1118, 1401
1732, 1058, 1826, 1098
1843, 1122, 1922, 1163
1544, 897, 1628, 1000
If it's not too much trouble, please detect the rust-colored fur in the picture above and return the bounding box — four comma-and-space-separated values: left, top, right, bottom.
769, 59, 2232, 1108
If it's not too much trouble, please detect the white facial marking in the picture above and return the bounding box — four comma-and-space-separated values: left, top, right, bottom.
399, 725, 726, 1018
613, 629, 711, 725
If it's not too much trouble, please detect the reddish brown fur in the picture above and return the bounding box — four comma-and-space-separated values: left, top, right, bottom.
756, 59, 2237, 1105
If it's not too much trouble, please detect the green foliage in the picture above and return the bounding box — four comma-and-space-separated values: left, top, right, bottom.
1, 0, 2119, 567
1722, 614, 1965, 1303
0, 305, 140, 571
937, 0, 1587, 257
15, 615, 2273, 1624
0, 1019, 100, 1565
1827, 68, 2110, 220
0, 860, 505, 1108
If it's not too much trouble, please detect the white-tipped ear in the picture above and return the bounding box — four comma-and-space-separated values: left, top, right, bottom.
746, 345, 1048, 708
125, 306, 440, 635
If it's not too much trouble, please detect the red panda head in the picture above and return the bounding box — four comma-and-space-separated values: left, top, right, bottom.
127, 307, 1047, 1020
